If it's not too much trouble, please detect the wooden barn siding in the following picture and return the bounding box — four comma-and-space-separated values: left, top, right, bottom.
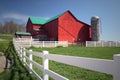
44, 19, 58, 41
58, 11, 91, 42
89, 27, 92, 40
26, 19, 33, 35
33, 24, 41, 29
26, 19, 46, 38
32, 24, 47, 37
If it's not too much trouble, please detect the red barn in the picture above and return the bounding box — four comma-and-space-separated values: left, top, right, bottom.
26, 10, 91, 43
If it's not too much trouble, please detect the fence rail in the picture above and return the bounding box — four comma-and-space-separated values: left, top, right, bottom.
86, 41, 120, 47
14, 38, 68, 47
13, 39, 120, 80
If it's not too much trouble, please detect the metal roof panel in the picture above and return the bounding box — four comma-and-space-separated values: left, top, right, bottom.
15, 32, 31, 35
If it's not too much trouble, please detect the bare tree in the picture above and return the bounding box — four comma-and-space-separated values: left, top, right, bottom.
1, 21, 25, 34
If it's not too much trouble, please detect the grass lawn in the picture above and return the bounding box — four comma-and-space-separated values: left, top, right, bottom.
0, 34, 13, 53
29, 46, 120, 59
27, 46, 120, 80
0, 34, 13, 40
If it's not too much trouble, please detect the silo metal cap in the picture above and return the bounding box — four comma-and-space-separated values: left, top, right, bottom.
91, 16, 99, 21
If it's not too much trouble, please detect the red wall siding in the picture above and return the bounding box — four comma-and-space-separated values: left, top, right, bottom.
33, 24, 41, 29
58, 11, 91, 42
89, 27, 92, 39
26, 19, 33, 35
43, 19, 58, 40
32, 24, 45, 36
26, 19, 46, 38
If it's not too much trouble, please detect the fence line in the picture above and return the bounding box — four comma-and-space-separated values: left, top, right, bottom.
13, 39, 120, 80
86, 41, 120, 47
14, 38, 68, 47
13, 39, 68, 80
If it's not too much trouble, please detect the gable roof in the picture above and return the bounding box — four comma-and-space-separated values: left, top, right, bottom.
29, 10, 91, 27
29, 12, 64, 25
65, 10, 91, 27
46, 12, 64, 23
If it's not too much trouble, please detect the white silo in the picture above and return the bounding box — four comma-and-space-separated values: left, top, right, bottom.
91, 16, 101, 41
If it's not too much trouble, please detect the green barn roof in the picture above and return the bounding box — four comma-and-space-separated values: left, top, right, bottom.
30, 17, 47, 25
29, 12, 64, 25
15, 32, 31, 35
46, 13, 63, 23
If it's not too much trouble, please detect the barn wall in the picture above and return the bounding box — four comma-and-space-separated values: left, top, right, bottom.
89, 27, 92, 40
58, 11, 91, 42
32, 24, 46, 37
26, 11, 91, 42
33, 24, 41, 29
43, 19, 58, 41
26, 19, 34, 36
26, 19, 47, 38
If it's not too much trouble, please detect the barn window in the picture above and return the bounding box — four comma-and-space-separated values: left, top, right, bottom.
33, 28, 39, 31
39, 28, 45, 31
33, 28, 46, 32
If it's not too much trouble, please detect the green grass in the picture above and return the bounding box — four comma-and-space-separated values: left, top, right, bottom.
0, 41, 36, 80
28, 46, 120, 59
27, 46, 120, 80
0, 34, 13, 52
0, 33, 118, 80
0, 34, 13, 40
0, 34, 36, 80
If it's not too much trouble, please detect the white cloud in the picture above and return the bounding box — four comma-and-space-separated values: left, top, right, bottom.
2, 13, 29, 22
0, 13, 51, 23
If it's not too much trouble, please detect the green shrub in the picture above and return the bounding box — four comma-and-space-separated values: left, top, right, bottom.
0, 70, 10, 80
13, 72, 19, 80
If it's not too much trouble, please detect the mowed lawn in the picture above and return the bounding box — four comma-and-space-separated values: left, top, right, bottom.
0, 34, 13, 52
28, 46, 120, 80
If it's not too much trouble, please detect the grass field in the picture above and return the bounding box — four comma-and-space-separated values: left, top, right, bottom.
0, 34, 13, 53
1, 34, 119, 80
28, 46, 120, 80
29, 46, 120, 59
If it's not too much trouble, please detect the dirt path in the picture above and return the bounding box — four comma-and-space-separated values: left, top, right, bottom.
0, 55, 10, 73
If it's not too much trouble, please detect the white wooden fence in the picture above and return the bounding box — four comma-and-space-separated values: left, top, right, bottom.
14, 38, 68, 47
86, 41, 120, 47
13, 40, 120, 80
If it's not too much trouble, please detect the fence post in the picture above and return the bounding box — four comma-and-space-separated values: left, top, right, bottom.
86, 41, 87, 47
101, 41, 104, 47
67, 41, 68, 47
29, 37, 32, 47
109, 42, 111, 47
116, 41, 118, 47
113, 54, 120, 80
29, 50, 33, 74
43, 50, 49, 80
23, 48, 26, 65
20, 47, 23, 61
43, 41, 45, 47
118, 41, 120, 47
55, 41, 57, 47
94, 41, 97, 47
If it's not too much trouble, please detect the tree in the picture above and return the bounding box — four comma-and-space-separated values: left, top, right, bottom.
0, 21, 25, 34
0, 23, 3, 33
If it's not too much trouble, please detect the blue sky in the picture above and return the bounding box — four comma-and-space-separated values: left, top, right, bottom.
0, 0, 120, 41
